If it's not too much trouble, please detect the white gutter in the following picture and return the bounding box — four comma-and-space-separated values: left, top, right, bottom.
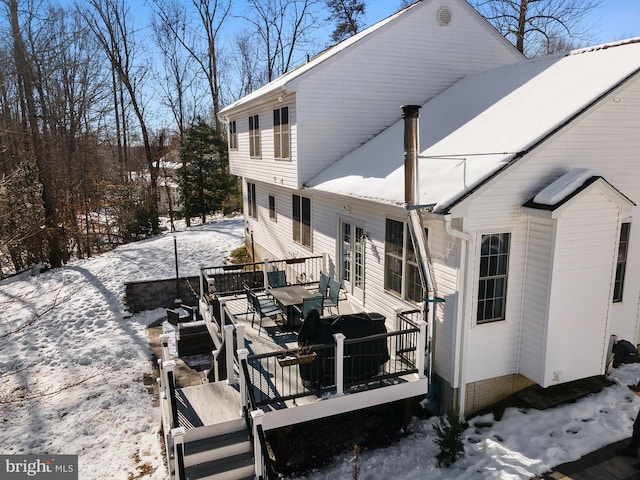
444, 214, 473, 419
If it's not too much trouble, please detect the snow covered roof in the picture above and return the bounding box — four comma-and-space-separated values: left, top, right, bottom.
219, 3, 416, 114
307, 38, 640, 212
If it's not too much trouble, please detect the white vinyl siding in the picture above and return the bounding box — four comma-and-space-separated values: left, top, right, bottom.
228, 99, 298, 188
295, 0, 522, 184
519, 216, 553, 384
541, 189, 620, 386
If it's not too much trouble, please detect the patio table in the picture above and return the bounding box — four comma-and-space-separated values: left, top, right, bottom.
268, 284, 313, 329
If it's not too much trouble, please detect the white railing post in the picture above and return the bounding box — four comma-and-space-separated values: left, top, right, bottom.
157, 359, 164, 390
238, 348, 249, 414
211, 349, 220, 383
159, 333, 171, 363
171, 427, 186, 480
263, 258, 270, 288
251, 409, 265, 479
164, 360, 178, 429
417, 320, 427, 379
334, 333, 346, 395
199, 266, 204, 301
224, 325, 236, 385
393, 309, 403, 358
219, 298, 228, 330
236, 324, 245, 353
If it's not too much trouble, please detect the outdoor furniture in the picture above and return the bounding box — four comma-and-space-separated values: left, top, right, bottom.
294, 294, 324, 321
316, 272, 330, 298
324, 279, 342, 314
267, 270, 287, 288
247, 289, 282, 334
166, 306, 192, 325
297, 311, 389, 388
269, 284, 314, 329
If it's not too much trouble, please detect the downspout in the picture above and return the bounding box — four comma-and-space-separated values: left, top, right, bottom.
402, 105, 438, 384
444, 214, 473, 419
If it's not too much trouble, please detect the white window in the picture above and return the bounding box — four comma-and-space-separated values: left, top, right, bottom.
614, 222, 631, 302
384, 218, 424, 303
477, 233, 510, 324
292, 194, 311, 247
229, 120, 237, 150
273, 107, 289, 159
249, 115, 260, 157
247, 182, 257, 219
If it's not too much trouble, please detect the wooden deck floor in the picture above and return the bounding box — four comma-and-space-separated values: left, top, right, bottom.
174, 291, 412, 431
177, 382, 242, 428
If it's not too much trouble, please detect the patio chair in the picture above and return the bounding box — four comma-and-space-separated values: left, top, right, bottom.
248, 289, 282, 334
267, 270, 287, 288
317, 272, 330, 298
294, 294, 324, 320
324, 279, 341, 314
243, 281, 273, 316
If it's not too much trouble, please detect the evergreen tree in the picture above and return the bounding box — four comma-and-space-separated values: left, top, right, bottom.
325, 0, 366, 43
179, 120, 233, 224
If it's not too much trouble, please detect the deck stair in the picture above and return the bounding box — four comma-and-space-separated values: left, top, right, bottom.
170, 417, 255, 480
166, 379, 255, 480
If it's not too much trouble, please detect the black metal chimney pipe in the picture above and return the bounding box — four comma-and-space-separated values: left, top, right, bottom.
402, 105, 421, 206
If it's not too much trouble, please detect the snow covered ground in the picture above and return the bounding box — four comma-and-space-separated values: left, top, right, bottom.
1, 214, 639, 480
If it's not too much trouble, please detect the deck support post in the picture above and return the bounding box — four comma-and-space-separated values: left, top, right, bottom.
159, 333, 171, 363
263, 258, 270, 288
251, 409, 265, 479
334, 333, 346, 395
224, 325, 236, 385
236, 324, 245, 356
238, 348, 249, 415
417, 320, 427, 379
164, 360, 178, 429
171, 427, 186, 480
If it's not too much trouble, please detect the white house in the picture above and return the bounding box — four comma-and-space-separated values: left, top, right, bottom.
219, 0, 640, 416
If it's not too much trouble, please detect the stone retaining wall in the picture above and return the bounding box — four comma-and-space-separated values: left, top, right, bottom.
125, 276, 201, 313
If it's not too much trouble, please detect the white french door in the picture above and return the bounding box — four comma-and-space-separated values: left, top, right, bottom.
339, 219, 365, 302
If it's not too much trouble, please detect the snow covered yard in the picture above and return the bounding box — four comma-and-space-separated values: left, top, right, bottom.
0, 216, 245, 480
1, 213, 640, 480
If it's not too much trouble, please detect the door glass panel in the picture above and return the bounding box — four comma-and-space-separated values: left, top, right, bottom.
342, 223, 351, 284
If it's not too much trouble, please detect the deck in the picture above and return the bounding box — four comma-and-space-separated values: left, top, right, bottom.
159, 257, 431, 479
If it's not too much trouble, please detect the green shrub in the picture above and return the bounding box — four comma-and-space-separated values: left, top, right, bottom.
433, 409, 465, 467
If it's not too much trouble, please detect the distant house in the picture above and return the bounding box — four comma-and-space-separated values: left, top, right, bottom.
219, 0, 640, 416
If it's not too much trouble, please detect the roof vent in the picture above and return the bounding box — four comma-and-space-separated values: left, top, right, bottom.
437, 6, 452, 26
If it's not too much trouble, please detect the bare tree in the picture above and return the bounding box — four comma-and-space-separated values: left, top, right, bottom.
80, 0, 160, 234
470, 0, 603, 57
151, 0, 196, 136
244, 0, 323, 82
7, 0, 67, 267
152, 0, 231, 130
